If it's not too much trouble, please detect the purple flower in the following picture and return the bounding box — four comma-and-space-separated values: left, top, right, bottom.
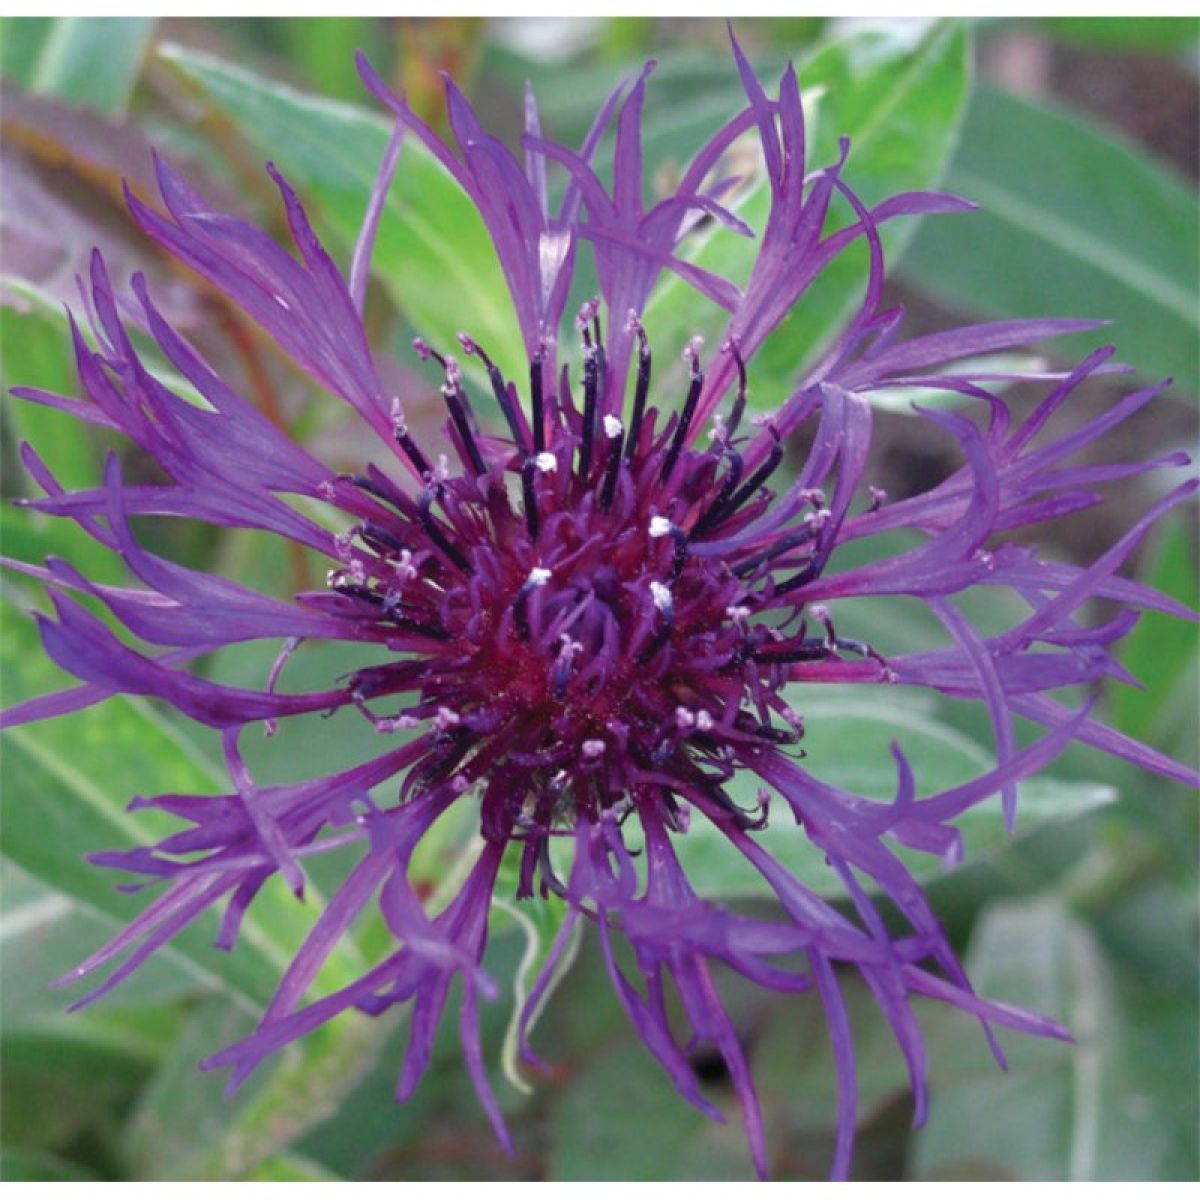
4, 34, 1196, 1180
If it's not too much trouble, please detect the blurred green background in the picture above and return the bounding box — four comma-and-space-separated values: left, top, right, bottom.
0, 16, 1197, 1182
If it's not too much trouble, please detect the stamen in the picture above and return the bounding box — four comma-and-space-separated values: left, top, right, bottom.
575, 297, 600, 334
358, 521, 408, 556
440, 364, 487, 477
723, 337, 748, 438
390, 396, 431, 478
418, 486, 471, 574
514, 567, 551, 642
600, 417, 625, 511
640, 580, 675, 663
715, 428, 782, 522
694, 444, 745, 534
458, 332, 528, 450
624, 312, 651, 465
411, 337, 441, 365
530, 354, 546, 454
552, 634, 583, 695
434, 706, 460, 731
661, 336, 704, 481
521, 457, 541, 542
733, 525, 818, 578
648, 517, 688, 581
578, 343, 600, 481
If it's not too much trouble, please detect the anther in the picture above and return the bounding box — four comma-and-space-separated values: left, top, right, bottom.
648, 517, 688, 581
390, 396, 431, 478
552, 635, 583, 695
575, 297, 600, 334
513, 567, 551, 643
600, 417, 625, 511
650, 580, 673, 615
394, 549, 417, 582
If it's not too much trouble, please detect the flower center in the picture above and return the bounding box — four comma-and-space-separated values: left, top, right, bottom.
320, 306, 886, 862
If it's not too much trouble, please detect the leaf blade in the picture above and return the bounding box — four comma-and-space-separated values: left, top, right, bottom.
903, 84, 1199, 393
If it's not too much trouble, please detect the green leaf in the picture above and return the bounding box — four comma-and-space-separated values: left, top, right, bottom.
2, 274, 219, 583
156, 42, 523, 387
750, 972, 911, 1138
1, 283, 122, 583
1034, 17, 1200, 51
1, 1028, 153, 1159
0, 864, 195, 1028
0, 1147, 97, 1182
903, 84, 1199, 395
675, 693, 1116, 900
243, 1152, 343, 1181
279, 18, 382, 101
644, 21, 971, 408
27, 18, 155, 118
0, 596, 364, 1014
0, 19, 54, 88
547, 1040, 754, 1181
911, 896, 1198, 1180
1, 295, 93, 490
123, 993, 391, 1180
1110, 514, 1199, 755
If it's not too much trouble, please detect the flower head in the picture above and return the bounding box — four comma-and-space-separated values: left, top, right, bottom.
4, 31, 1196, 1180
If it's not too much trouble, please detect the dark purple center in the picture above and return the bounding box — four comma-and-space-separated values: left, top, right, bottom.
318, 308, 884, 893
